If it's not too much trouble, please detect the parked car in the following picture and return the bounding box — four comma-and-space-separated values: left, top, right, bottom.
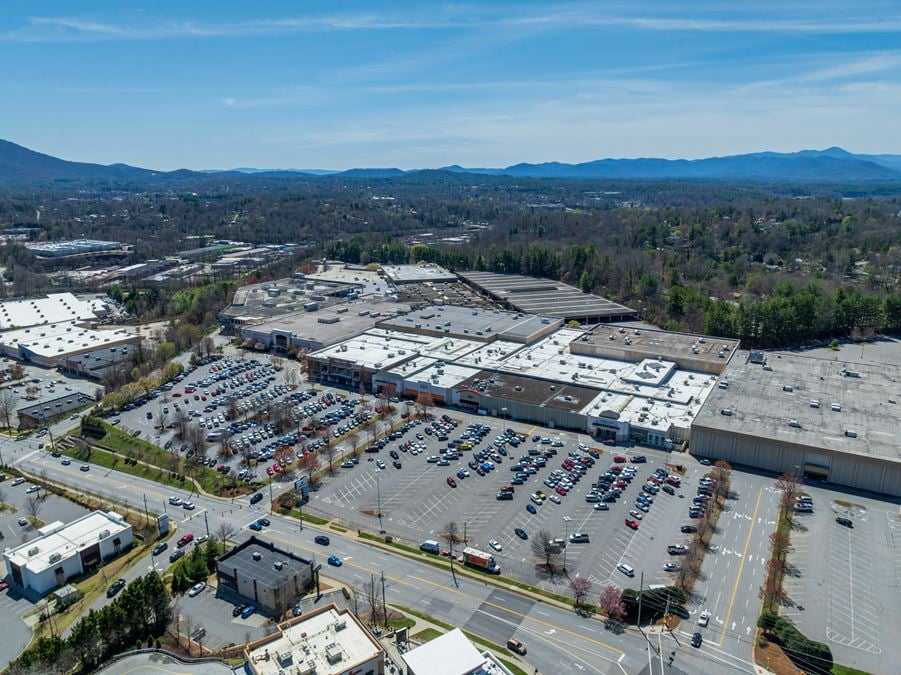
106, 578, 126, 598
625, 519, 639, 530
188, 582, 206, 597
835, 516, 853, 528
514, 528, 528, 540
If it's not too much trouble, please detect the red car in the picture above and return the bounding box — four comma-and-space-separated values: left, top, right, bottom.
555, 485, 568, 496
602, 439, 616, 446
613, 455, 627, 463
613, 480, 626, 489
647, 476, 660, 485
0, 581, 8, 591
266, 466, 274, 476
447, 477, 457, 488
177, 533, 194, 547
625, 519, 639, 530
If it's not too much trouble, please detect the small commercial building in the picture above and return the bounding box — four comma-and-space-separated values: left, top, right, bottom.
402, 628, 514, 675
17, 392, 95, 429
691, 352, 901, 496
216, 536, 314, 615
58, 344, 135, 382
244, 604, 384, 675
3, 511, 133, 595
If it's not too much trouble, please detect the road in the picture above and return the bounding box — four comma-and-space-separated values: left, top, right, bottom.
2, 416, 763, 675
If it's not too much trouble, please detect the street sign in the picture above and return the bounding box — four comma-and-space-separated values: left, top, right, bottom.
157, 513, 169, 535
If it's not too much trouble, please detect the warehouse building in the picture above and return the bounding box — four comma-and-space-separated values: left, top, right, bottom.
3, 511, 133, 595
27, 239, 123, 258
458, 271, 637, 323
691, 352, 901, 496
244, 604, 384, 675
216, 536, 315, 615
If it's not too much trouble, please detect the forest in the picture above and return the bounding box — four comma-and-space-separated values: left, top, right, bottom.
0, 173, 898, 347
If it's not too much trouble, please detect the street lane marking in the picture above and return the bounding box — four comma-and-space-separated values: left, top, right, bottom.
719, 487, 762, 647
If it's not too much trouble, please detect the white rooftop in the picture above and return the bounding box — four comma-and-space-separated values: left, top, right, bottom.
246, 607, 382, 675
0, 293, 97, 331
381, 263, 458, 283
404, 361, 482, 389
403, 628, 493, 675
5, 511, 129, 574
0, 321, 137, 359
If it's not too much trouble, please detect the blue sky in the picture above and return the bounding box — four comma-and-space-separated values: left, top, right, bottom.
2, 1, 900, 170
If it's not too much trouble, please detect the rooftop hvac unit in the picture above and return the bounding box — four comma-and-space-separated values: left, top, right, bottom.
27, 547, 39, 556
788, 419, 801, 428
721, 409, 733, 416
782, 385, 793, 392
252, 551, 262, 561
98, 529, 110, 539
273, 561, 284, 571
809, 400, 820, 408
844, 429, 858, 438
48, 552, 62, 563
831, 403, 842, 412
334, 618, 347, 631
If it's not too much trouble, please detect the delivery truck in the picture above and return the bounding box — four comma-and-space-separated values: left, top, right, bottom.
462, 547, 501, 574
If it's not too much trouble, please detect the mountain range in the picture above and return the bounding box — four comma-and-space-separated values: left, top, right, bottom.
2, 139, 901, 185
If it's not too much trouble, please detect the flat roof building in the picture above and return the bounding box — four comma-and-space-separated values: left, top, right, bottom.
0, 292, 98, 331
216, 536, 315, 616
241, 298, 410, 354
17, 392, 95, 428
376, 305, 562, 344
218, 276, 362, 334
244, 604, 384, 675
58, 344, 135, 382
0, 321, 141, 367
380, 262, 457, 284
3, 511, 133, 595
402, 628, 514, 675
572, 325, 739, 375
27, 239, 123, 258
458, 271, 636, 323
691, 352, 901, 495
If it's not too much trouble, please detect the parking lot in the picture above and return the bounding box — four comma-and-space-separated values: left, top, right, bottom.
307, 408, 713, 592
1, 475, 92, 547
781, 488, 901, 675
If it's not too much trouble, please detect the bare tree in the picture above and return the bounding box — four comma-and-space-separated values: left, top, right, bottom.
712, 460, 733, 501
25, 495, 42, 524
173, 407, 189, 439
285, 367, 299, 389
530, 529, 563, 576
215, 521, 236, 547
0, 387, 18, 430
362, 577, 382, 626
8, 363, 25, 382
442, 521, 461, 587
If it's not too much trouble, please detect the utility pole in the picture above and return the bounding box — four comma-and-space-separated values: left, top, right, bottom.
464, 522, 467, 545
563, 517, 570, 573
268, 479, 274, 514
142, 494, 150, 529
637, 571, 644, 632
376, 471, 384, 534
203, 511, 210, 538
380, 571, 387, 628
298, 495, 304, 531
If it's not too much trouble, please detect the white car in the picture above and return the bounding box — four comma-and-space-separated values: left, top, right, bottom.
25, 485, 39, 494
489, 540, 502, 552
169, 496, 183, 506
628, 509, 643, 520
698, 610, 710, 627
188, 582, 206, 597
548, 494, 562, 504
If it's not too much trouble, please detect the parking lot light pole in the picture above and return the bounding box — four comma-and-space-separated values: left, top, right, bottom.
563, 517, 569, 572
501, 408, 507, 433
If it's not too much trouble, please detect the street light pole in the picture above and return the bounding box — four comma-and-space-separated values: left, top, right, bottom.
563, 517, 569, 572
376, 471, 384, 534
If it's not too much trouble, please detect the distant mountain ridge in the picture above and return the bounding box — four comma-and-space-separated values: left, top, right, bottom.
1, 139, 900, 185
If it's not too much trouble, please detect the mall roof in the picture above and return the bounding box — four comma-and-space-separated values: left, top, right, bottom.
380, 262, 457, 284
458, 271, 636, 320
5, 511, 129, 573
242, 298, 410, 347
1, 321, 138, 359
458, 370, 600, 413
377, 304, 561, 343
693, 352, 901, 464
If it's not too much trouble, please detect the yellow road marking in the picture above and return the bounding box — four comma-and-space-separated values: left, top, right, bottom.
261, 529, 624, 657
719, 487, 762, 646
